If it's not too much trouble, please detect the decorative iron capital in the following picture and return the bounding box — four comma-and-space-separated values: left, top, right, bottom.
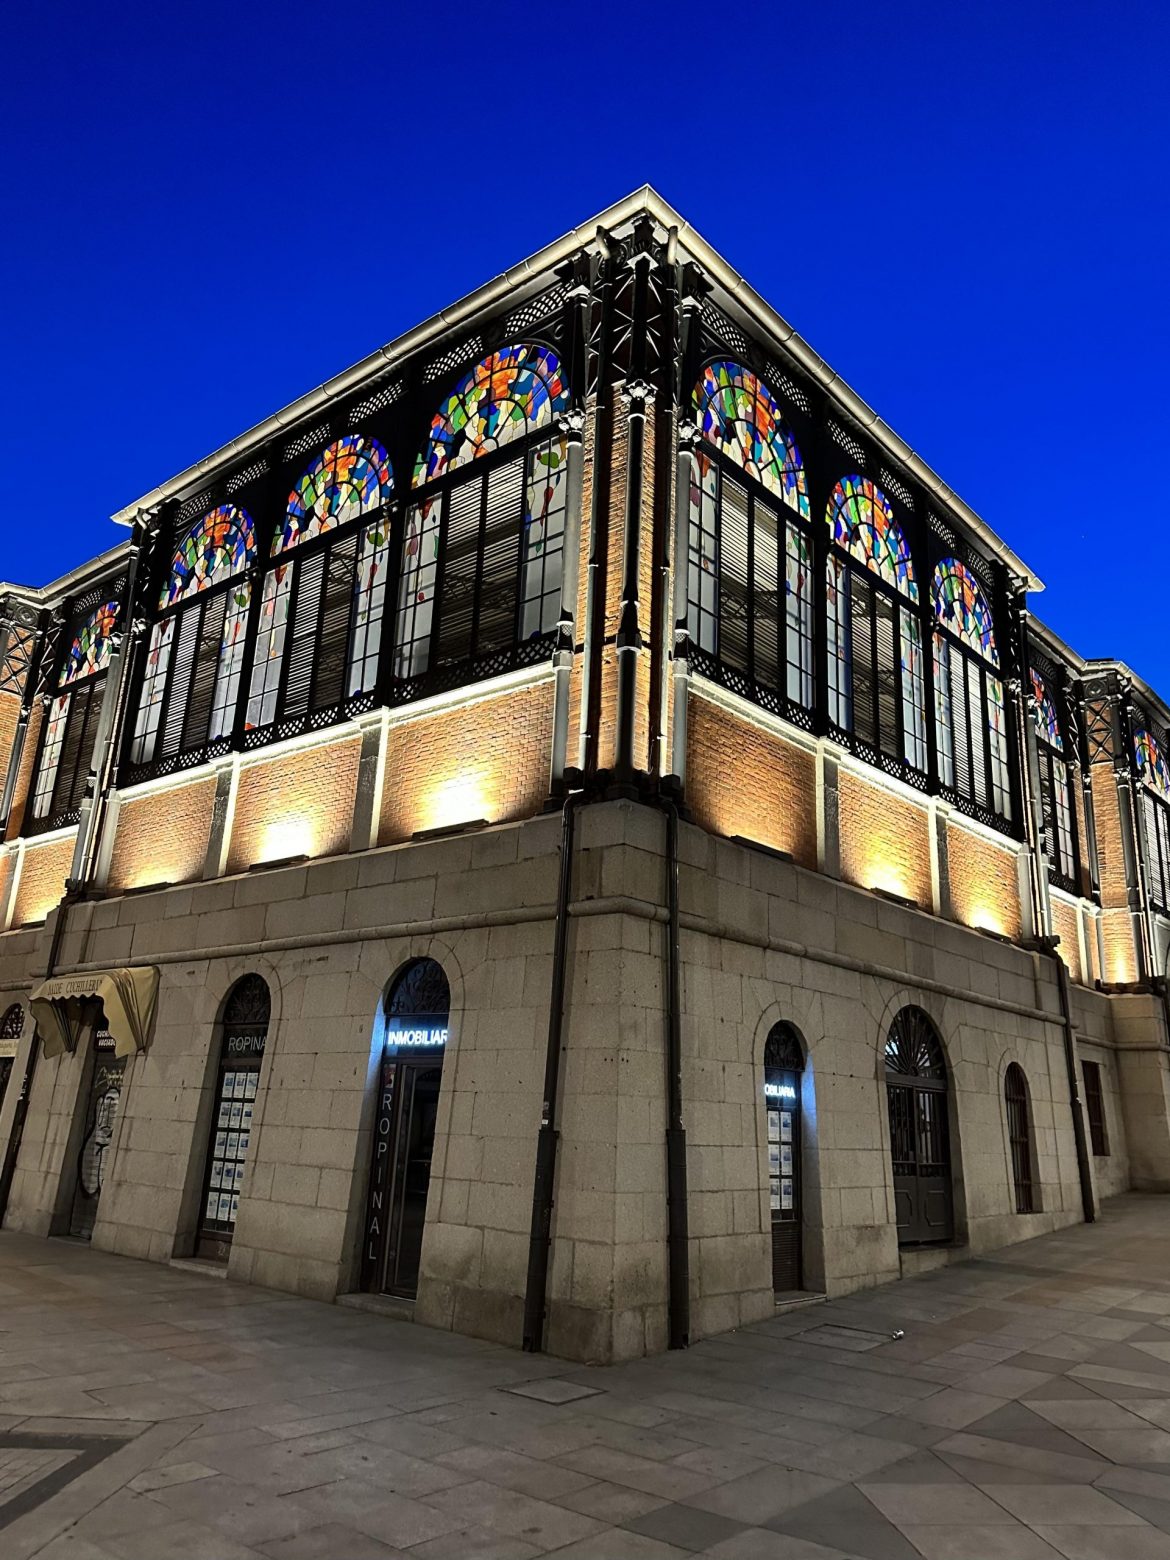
622, 378, 655, 412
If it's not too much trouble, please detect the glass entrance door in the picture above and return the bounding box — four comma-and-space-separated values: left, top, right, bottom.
764, 1023, 804, 1292
69, 1023, 125, 1241
197, 975, 270, 1261
381, 1061, 441, 1297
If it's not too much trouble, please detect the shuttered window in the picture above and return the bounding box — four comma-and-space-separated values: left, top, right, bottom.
933, 633, 1011, 820
684, 456, 815, 712
133, 581, 253, 766
828, 560, 924, 769
393, 439, 567, 683
32, 679, 105, 824
1037, 740, 1076, 886
1141, 790, 1170, 912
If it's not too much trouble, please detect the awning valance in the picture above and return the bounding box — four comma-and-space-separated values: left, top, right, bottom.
30, 967, 160, 1059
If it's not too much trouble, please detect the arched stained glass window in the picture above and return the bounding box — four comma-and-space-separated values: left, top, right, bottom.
931, 560, 998, 667
827, 477, 917, 602
684, 362, 814, 712
276, 436, 393, 555
1135, 728, 1170, 912
694, 362, 809, 514
931, 558, 1011, 822
412, 344, 569, 488
1030, 667, 1075, 887
61, 602, 119, 687
162, 506, 256, 608
825, 478, 925, 769
394, 345, 572, 682
1135, 728, 1170, 798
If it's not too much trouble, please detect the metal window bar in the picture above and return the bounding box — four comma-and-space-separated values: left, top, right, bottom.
1081, 1060, 1109, 1157
1005, 1065, 1034, 1214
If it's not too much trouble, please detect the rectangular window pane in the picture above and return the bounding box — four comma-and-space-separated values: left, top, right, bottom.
209, 583, 251, 741
900, 609, 927, 771
311, 537, 360, 714
64, 682, 104, 812
182, 593, 227, 752
246, 567, 292, 729
478, 456, 525, 654
686, 455, 718, 655
851, 573, 875, 746
826, 556, 850, 730
395, 499, 441, 679
160, 608, 201, 759
1052, 753, 1075, 882
130, 618, 175, 765
521, 435, 568, 641
933, 634, 954, 789
32, 693, 72, 818
967, 661, 988, 807
349, 519, 391, 697
785, 524, 813, 709
988, 674, 1011, 819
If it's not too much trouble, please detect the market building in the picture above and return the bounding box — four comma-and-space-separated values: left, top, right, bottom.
0, 188, 1167, 1364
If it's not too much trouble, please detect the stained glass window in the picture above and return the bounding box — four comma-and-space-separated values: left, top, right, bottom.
32, 693, 71, 818
1135, 729, 1170, 798
209, 581, 252, 740
413, 344, 569, 488
349, 516, 393, 697
932, 560, 998, 666
393, 500, 441, 679
1030, 669, 1062, 750
60, 602, 118, 687
520, 435, 570, 640
162, 506, 255, 608
130, 619, 176, 764
245, 567, 293, 729
695, 361, 809, 516
277, 436, 393, 555
826, 478, 917, 602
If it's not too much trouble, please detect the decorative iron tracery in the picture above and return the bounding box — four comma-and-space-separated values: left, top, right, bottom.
885, 1007, 947, 1081
223, 974, 271, 1029
764, 1022, 804, 1072
932, 559, 998, 666
386, 958, 450, 1019
0, 1003, 23, 1039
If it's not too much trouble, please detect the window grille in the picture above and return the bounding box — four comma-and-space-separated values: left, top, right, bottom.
1005, 1063, 1035, 1214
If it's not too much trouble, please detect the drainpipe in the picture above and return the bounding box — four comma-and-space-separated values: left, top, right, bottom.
523, 786, 586, 1352
653, 788, 690, 1349
1036, 936, 1095, 1223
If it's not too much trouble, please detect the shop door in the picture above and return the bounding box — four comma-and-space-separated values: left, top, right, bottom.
197, 975, 269, 1261
361, 958, 449, 1301
764, 1023, 804, 1292
69, 1026, 126, 1240
885, 1007, 954, 1246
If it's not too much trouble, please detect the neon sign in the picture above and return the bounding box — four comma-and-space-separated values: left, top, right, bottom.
764, 1080, 797, 1102
387, 1024, 448, 1049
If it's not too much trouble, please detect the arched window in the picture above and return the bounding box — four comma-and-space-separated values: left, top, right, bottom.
1134, 725, 1170, 912
130, 507, 256, 767
686, 362, 814, 710
0, 1002, 22, 1109
931, 560, 1011, 819
32, 599, 120, 828
197, 974, 270, 1260
1030, 669, 1075, 887
394, 344, 571, 682
762, 1021, 805, 1291
884, 1006, 954, 1245
246, 437, 394, 731
1004, 1063, 1035, 1214
826, 478, 926, 769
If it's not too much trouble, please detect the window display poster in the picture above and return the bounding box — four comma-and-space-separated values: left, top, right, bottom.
780, 1144, 794, 1175
780, 1111, 793, 1143
781, 1178, 794, 1211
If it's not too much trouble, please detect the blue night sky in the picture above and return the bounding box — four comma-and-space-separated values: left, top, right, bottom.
3, 4, 1165, 686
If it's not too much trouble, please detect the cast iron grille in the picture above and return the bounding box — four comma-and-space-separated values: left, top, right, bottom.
0, 1003, 23, 1039
885, 1007, 946, 1080
388, 957, 451, 1017
224, 974, 270, 1028
1082, 1060, 1109, 1157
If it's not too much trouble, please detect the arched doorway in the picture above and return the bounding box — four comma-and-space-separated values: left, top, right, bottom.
69, 1008, 125, 1241
196, 974, 270, 1261
1005, 1063, 1035, 1214
763, 1022, 804, 1292
361, 958, 450, 1299
885, 1006, 954, 1245
0, 1004, 22, 1109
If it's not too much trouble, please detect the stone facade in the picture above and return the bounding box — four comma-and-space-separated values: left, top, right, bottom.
1, 191, 1169, 1365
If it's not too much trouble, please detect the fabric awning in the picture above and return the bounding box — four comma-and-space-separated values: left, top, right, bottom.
30, 967, 160, 1059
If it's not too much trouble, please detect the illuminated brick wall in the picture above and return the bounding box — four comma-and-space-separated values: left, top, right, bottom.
839, 770, 932, 908
1100, 908, 1139, 985
684, 691, 816, 868
1090, 763, 1129, 910
5, 701, 43, 842
13, 833, 76, 926
947, 822, 1022, 941
596, 394, 656, 773
1051, 897, 1083, 984
1073, 771, 1094, 897
566, 396, 597, 767
0, 694, 20, 798
379, 680, 554, 845
227, 736, 361, 874
106, 778, 217, 893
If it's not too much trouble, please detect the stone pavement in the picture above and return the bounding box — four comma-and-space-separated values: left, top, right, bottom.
5, 1201, 1170, 1558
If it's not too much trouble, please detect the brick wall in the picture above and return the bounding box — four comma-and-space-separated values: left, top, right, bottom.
597, 392, 656, 772
566, 395, 597, 769
1091, 763, 1129, 910
1100, 907, 1138, 985
1051, 897, 1083, 984
13, 832, 76, 926
947, 822, 1022, 941
685, 691, 816, 868
227, 736, 360, 874
5, 701, 43, 842
0, 693, 20, 796
379, 680, 554, 845
839, 770, 932, 908
106, 777, 217, 892
1073, 769, 1094, 896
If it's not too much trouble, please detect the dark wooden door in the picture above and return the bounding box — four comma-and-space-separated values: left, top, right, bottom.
69, 1030, 126, 1241
885, 1007, 953, 1247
